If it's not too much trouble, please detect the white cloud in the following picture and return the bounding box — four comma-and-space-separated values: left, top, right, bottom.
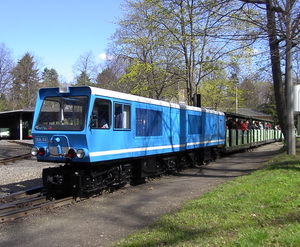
97, 53, 113, 61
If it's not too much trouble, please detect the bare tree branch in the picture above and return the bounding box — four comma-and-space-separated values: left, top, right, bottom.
239, 0, 266, 4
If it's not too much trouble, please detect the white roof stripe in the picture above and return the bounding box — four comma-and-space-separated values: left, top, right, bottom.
88, 86, 224, 115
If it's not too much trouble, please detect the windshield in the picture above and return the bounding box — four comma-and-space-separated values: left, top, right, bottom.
35, 96, 88, 131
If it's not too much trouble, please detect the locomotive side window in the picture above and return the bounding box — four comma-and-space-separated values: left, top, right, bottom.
35, 96, 88, 131
114, 103, 131, 130
188, 114, 202, 134
136, 108, 162, 136
91, 98, 111, 129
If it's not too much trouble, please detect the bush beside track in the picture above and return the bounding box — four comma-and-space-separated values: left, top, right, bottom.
115, 145, 300, 247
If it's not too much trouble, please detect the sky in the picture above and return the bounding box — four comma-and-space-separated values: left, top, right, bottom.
0, 0, 124, 82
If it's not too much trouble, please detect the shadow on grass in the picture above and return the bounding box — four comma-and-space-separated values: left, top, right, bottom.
119, 208, 300, 247
266, 160, 300, 172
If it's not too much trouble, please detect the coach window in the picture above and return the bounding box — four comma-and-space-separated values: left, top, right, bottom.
136, 108, 162, 136
188, 114, 202, 134
114, 103, 131, 130
91, 98, 111, 129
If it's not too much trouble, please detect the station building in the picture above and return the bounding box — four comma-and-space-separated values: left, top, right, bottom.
0, 108, 34, 140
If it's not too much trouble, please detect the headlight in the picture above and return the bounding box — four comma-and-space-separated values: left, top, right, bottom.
31, 147, 46, 156
77, 149, 85, 159
31, 147, 38, 156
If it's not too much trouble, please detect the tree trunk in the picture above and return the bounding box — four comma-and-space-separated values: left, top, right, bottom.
285, 0, 296, 155
265, 1, 287, 135
266, 0, 295, 154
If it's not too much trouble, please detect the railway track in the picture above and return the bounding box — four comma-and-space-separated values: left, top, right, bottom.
0, 140, 33, 165
0, 153, 32, 165
0, 186, 75, 223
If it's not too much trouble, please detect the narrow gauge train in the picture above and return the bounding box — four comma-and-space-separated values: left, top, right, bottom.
30, 86, 280, 196
31, 86, 225, 195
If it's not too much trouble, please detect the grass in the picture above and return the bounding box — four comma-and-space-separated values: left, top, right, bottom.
114, 146, 300, 247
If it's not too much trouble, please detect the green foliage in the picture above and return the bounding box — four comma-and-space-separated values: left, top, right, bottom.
112, 0, 264, 105
239, 78, 278, 121
118, 61, 152, 96
75, 71, 93, 86
113, 0, 182, 101
41, 68, 59, 88
199, 78, 232, 110
95, 67, 118, 90
0, 97, 9, 111
118, 59, 178, 100
199, 68, 244, 111
115, 147, 300, 246
258, 102, 278, 123
10, 53, 39, 109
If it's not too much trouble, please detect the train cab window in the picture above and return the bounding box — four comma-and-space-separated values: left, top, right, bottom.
91, 99, 111, 129
114, 103, 131, 130
35, 96, 88, 131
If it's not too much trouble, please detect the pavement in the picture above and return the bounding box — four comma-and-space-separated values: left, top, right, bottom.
0, 142, 283, 247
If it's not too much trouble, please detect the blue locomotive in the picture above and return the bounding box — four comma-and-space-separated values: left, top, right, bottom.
31, 86, 226, 195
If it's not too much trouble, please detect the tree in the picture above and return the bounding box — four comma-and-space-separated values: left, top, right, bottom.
238, 0, 300, 154
75, 71, 92, 86
159, 1, 262, 105
240, 78, 274, 109
95, 67, 118, 90
257, 87, 278, 122
10, 53, 39, 110
295, 48, 300, 84
0, 43, 14, 111
73, 51, 98, 85
41, 68, 60, 88
110, 0, 181, 100
111, 0, 259, 104
199, 69, 240, 110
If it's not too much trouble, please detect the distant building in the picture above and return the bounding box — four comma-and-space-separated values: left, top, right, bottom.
0, 109, 34, 140
232, 108, 273, 121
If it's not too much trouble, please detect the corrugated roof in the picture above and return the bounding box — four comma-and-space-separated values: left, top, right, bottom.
236, 108, 272, 118
0, 108, 35, 115
225, 108, 273, 121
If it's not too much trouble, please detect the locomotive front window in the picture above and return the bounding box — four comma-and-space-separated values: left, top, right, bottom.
35, 96, 88, 131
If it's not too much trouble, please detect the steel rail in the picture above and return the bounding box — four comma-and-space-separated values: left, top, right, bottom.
0, 153, 32, 165
0, 195, 74, 223
0, 186, 44, 203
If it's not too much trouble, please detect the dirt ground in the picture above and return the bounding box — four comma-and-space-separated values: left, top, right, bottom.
0, 142, 283, 247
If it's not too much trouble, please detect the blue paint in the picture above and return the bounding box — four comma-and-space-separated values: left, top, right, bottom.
32, 86, 225, 164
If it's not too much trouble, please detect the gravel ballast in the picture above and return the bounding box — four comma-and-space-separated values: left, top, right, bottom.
0, 140, 58, 197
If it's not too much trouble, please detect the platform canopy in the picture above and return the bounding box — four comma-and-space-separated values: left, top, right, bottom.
0, 109, 34, 140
